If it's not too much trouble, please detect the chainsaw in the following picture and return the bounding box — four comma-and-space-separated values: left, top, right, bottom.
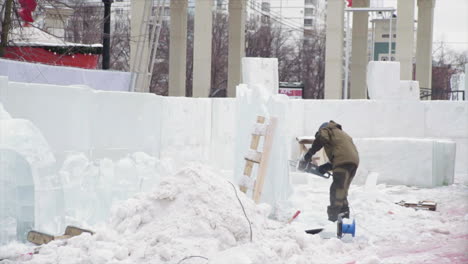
290, 160, 332, 179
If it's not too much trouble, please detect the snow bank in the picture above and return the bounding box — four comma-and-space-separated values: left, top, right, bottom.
4, 165, 317, 263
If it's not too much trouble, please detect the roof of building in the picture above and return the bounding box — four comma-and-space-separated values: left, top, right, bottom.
8, 25, 102, 48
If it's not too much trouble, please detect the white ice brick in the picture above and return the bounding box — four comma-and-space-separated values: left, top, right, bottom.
1, 82, 92, 152
287, 100, 305, 159
242, 57, 279, 96
354, 138, 456, 187
367, 61, 400, 100
432, 139, 456, 186
399, 80, 420, 101
90, 91, 162, 156
368, 101, 425, 137
453, 138, 468, 183
160, 97, 212, 162
423, 101, 468, 138
234, 85, 292, 207
210, 98, 236, 171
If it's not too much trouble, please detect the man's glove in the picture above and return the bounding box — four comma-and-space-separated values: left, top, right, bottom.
303, 151, 313, 163
318, 162, 333, 174
298, 156, 308, 171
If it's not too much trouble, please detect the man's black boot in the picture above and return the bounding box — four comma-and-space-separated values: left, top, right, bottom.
340, 205, 350, 219
327, 206, 341, 222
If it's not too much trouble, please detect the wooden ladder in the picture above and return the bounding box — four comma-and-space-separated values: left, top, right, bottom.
240, 116, 277, 203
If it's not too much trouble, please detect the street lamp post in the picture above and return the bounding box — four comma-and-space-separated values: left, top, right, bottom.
102, 0, 113, 69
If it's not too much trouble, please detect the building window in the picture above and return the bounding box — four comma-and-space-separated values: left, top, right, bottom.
115, 8, 124, 15
304, 8, 314, 16
305, 0, 317, 5
304, 18, 313, 26
382, 34, 397, 39
261, 2, 270, 12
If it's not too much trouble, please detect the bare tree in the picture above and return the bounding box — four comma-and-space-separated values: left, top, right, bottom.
210, 10, 228, 97
300, 27, 326, 99
431, 42, 467, 100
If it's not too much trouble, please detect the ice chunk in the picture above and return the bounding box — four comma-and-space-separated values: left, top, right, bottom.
354, 138, 456, 187
367, 61, 400, 100
242, 57, 279, 96
0, 149, 34, 245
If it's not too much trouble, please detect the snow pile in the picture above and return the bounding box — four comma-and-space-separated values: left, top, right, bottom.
4, 165, 317, 264
1, 167, 467, 263
55, 152, 175, 227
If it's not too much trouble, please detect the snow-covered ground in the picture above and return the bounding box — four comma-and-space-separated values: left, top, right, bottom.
1, 164, 467, 264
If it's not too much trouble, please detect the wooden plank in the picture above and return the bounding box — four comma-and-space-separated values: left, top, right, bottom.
240, 116, 265, 193
240, 161, 254, 192
244, 149, 262, 163
253, 117, 277, 203
250, 116, 265, 149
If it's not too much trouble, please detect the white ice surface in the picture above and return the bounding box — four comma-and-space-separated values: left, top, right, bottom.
210, 98, 236, 171
354, 138, 456, 187
0, 103, 11, 120
160, 97, 212, 163
0, 81, 93, 152
90, 91, 162, 158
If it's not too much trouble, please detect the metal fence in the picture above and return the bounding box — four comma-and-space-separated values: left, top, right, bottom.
420, 88, 466, 101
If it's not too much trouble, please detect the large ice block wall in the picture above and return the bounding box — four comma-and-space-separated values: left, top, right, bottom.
0, 71, 467, 242
1, 74, 466, 185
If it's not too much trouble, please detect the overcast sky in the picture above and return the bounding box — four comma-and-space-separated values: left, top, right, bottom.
378, 0, 468, 52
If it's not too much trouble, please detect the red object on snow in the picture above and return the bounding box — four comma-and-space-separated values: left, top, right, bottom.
4, 47, 99, 69
347, 0, 353, 7
17, 0, 37, 23
287, 210, 301, 224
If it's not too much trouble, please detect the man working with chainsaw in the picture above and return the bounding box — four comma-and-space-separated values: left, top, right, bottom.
299, 121, 359, 222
